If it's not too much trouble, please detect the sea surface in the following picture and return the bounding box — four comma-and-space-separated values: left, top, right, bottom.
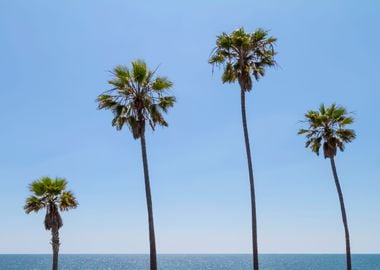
0, 254, 379, 270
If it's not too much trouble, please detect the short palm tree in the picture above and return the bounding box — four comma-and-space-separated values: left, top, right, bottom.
96, 60, 175, 270
298, 104, 356, 270
24, 177, 78, 270
209, 27, 277, 270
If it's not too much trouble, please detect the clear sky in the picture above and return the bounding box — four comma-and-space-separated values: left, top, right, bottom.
0, 0, 379, 254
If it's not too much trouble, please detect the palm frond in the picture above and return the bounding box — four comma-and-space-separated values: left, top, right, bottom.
298, 104, 355, 158
24, 196, 45, 214
96, 60, 176, 139
131, 60, 148, 85
209, 27, 277, 91
24, 176, 77, 231
59, 191, 78, 211
152, 77, 173, 91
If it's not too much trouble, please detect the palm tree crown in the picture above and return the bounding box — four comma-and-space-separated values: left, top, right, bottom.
298, 103, 356, 158
24, 177, 78, 230
97, 60, 176, 139
209, 27, 277, 91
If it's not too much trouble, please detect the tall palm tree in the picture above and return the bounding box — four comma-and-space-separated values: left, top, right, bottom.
96, 60, 175, 270
298, 103, 356, 270
208, 28, 277, 270
24, 176, 78, 270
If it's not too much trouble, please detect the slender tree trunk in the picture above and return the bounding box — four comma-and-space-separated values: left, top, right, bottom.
51, 226, 60, 270
241, 89, 259, 270
140, 132, 158, 270
330, 157, 352, 270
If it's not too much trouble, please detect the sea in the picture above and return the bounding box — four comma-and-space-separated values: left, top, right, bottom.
0, 254, 379, 270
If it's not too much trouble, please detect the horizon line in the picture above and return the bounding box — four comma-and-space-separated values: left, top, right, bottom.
1, 253, 379, 255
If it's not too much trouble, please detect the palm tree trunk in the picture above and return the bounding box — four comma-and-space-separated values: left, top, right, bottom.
51, 226, 60, 270
330, 157, 352, 270
241, 88, 259, 270
140, 132, 158, 270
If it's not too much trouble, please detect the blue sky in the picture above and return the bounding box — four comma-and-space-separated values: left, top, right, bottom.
0, 0, 379, 254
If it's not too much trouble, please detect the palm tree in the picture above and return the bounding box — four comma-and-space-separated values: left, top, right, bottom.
298, 103, 356, 270
96, 60, 175, 270
24, 176, 78, 270
208, 28, 277, 270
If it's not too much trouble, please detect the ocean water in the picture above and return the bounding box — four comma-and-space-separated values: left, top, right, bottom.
0, 254, 379, 270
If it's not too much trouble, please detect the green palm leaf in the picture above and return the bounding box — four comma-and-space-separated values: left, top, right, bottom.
96, 60, 175, 139
24, 176, 78, 229
298, 103, 356, 158
209, 27, 277, 92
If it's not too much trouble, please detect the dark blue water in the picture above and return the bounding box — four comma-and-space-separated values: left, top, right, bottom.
0, 254, 379, 270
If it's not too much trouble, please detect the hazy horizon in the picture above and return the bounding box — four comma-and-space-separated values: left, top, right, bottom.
1, 253, 379, 255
